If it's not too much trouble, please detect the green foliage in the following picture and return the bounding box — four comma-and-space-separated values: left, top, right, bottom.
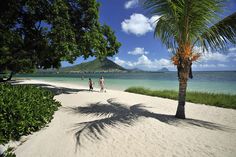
1, 147, 16, 157
200, 12, 236, 51
143, 0, 235, 52
0, 83, 61, 144
0, 0, 121, 73
125, 87, 236, 109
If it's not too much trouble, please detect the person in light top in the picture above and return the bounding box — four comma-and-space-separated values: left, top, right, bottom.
99, 76, 106, 92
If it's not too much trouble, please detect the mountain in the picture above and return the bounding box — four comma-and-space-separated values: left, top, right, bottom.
127, 68, 144, 72
61, 58, 127, 72
158, 67, 169, 72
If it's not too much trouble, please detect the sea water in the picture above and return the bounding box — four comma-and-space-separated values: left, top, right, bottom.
16, 71, 236, 94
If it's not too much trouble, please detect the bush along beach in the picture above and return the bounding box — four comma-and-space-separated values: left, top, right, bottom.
125, 87, 236, 109
0, 83, 61, 144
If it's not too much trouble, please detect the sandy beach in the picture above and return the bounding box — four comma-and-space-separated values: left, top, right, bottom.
13, 79, 236, 157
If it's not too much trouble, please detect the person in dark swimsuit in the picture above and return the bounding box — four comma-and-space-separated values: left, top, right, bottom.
88, 78, 94, 91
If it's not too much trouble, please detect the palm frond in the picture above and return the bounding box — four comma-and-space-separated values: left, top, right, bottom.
198, 12, 236, 51
143, 0, 181, 50
143, 0, 226, 51
154, 15, 178, 52
143, 0, 179, 16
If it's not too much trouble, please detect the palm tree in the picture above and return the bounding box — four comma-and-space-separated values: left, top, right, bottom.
143, 0, 236, 119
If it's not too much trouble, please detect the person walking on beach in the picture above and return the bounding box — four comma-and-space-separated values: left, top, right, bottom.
88, 78, 94, 91
99, 76, 106, 92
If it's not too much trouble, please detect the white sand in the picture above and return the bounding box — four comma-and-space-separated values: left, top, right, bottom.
14, 80, 236, 157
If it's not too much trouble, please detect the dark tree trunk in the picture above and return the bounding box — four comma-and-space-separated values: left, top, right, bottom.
0, 78, 7, 82
6, 71, 13, 81
189, 63, 193, 79
0, 71, 14, 82
175, 61, 191, 119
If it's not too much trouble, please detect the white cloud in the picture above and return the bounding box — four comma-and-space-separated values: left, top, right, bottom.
193, 46, 236, 63
217, 64, 227, 67
192, 63, 228, 69
154, 58, 172, 67
114, 57, 126, 66
200, 52, 228, 62
121, 13, 160, 36
114, 55, 173, 70
199, 64, 216, 68
226, 52, 236, 63
128, 47, 149, 55
191, 47, 236, 70
192, 63, 215, 68
198, 52, 236, 63
136, 55, 152, 65
192, 51, 235, 70
228, 52, 236, 58
229, 47, 236, 52
124, 0, 139, 9
115, 46, 236, 71
114, 57, 135, 67
149, 15, 161, 28
121, 14, 152, 36
132, 55, 174, 69
167, 48, 173, 52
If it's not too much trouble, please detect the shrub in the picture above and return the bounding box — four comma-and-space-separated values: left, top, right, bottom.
1, 147, 16, 157
125, 87, 236, 109
0, 83, 61, 144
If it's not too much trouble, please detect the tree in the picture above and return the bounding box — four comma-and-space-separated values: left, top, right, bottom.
0, 0, 121, 80
143, 0, 236, 118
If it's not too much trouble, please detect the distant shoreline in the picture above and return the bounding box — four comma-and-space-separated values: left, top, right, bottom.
13, 71, 236, 95
14, 70, 236, 76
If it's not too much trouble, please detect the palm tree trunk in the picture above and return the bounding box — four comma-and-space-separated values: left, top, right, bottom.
175, 63, 190, 119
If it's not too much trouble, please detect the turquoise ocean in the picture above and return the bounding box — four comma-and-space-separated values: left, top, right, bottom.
17, 71, 236, 94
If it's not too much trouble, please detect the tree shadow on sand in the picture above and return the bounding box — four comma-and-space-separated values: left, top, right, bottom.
12, 82, 96, 95
67, 98, 235, 147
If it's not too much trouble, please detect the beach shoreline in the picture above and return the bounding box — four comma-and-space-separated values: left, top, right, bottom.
14, 71, 236, 94
12, 79, 236, 157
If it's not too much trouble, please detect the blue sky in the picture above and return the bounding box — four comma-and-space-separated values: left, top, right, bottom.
62, 0, 236, 71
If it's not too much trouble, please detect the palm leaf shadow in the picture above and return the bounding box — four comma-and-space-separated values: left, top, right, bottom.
68, 98, 234, 147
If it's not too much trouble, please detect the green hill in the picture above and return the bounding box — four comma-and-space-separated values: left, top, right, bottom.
61, 58, 127, 72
